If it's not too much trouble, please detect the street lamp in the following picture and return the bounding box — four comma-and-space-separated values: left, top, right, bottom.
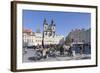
42, 32, 44, 48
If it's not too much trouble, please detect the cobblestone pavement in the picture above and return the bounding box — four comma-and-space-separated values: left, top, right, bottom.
22, 49, 91, 63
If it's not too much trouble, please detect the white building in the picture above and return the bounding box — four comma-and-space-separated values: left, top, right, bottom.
23, 19, 64, 47
43, 35, 64, 45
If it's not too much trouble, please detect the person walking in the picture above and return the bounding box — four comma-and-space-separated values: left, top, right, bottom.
60, 45, 64, 56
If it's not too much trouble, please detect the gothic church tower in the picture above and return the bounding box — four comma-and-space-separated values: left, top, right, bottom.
43, 18, 48, 37
43, 18, 56, 37
50, 19, 56, 37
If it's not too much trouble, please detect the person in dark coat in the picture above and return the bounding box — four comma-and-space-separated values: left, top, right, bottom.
68, 46, 72, 56
60, 45, 64, 56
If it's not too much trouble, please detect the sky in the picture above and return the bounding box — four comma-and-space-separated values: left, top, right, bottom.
23, 10, 91, 37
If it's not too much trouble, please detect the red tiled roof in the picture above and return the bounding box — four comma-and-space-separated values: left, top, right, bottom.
23, 29, 32, 33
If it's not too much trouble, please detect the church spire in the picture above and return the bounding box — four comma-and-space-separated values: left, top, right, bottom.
51, 19, 55, 26
44, 18, 46, 22
43, 18, 48, 25
36, 26, 41, 33
51, 19, 54, 24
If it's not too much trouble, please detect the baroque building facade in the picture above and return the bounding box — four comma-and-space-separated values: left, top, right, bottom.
23, 19, 64, 47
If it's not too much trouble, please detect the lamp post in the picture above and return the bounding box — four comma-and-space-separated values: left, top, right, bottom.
42, 31, 44, 48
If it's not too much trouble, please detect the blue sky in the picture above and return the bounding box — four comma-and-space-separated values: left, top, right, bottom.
23, 10, 91, 37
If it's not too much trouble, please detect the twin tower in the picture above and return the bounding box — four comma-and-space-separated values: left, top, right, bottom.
43, 18, 56, 37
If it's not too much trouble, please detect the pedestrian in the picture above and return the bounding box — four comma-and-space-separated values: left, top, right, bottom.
79, 45, 83, 55
68, 46, 72, 56
60, 45, 64, 56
